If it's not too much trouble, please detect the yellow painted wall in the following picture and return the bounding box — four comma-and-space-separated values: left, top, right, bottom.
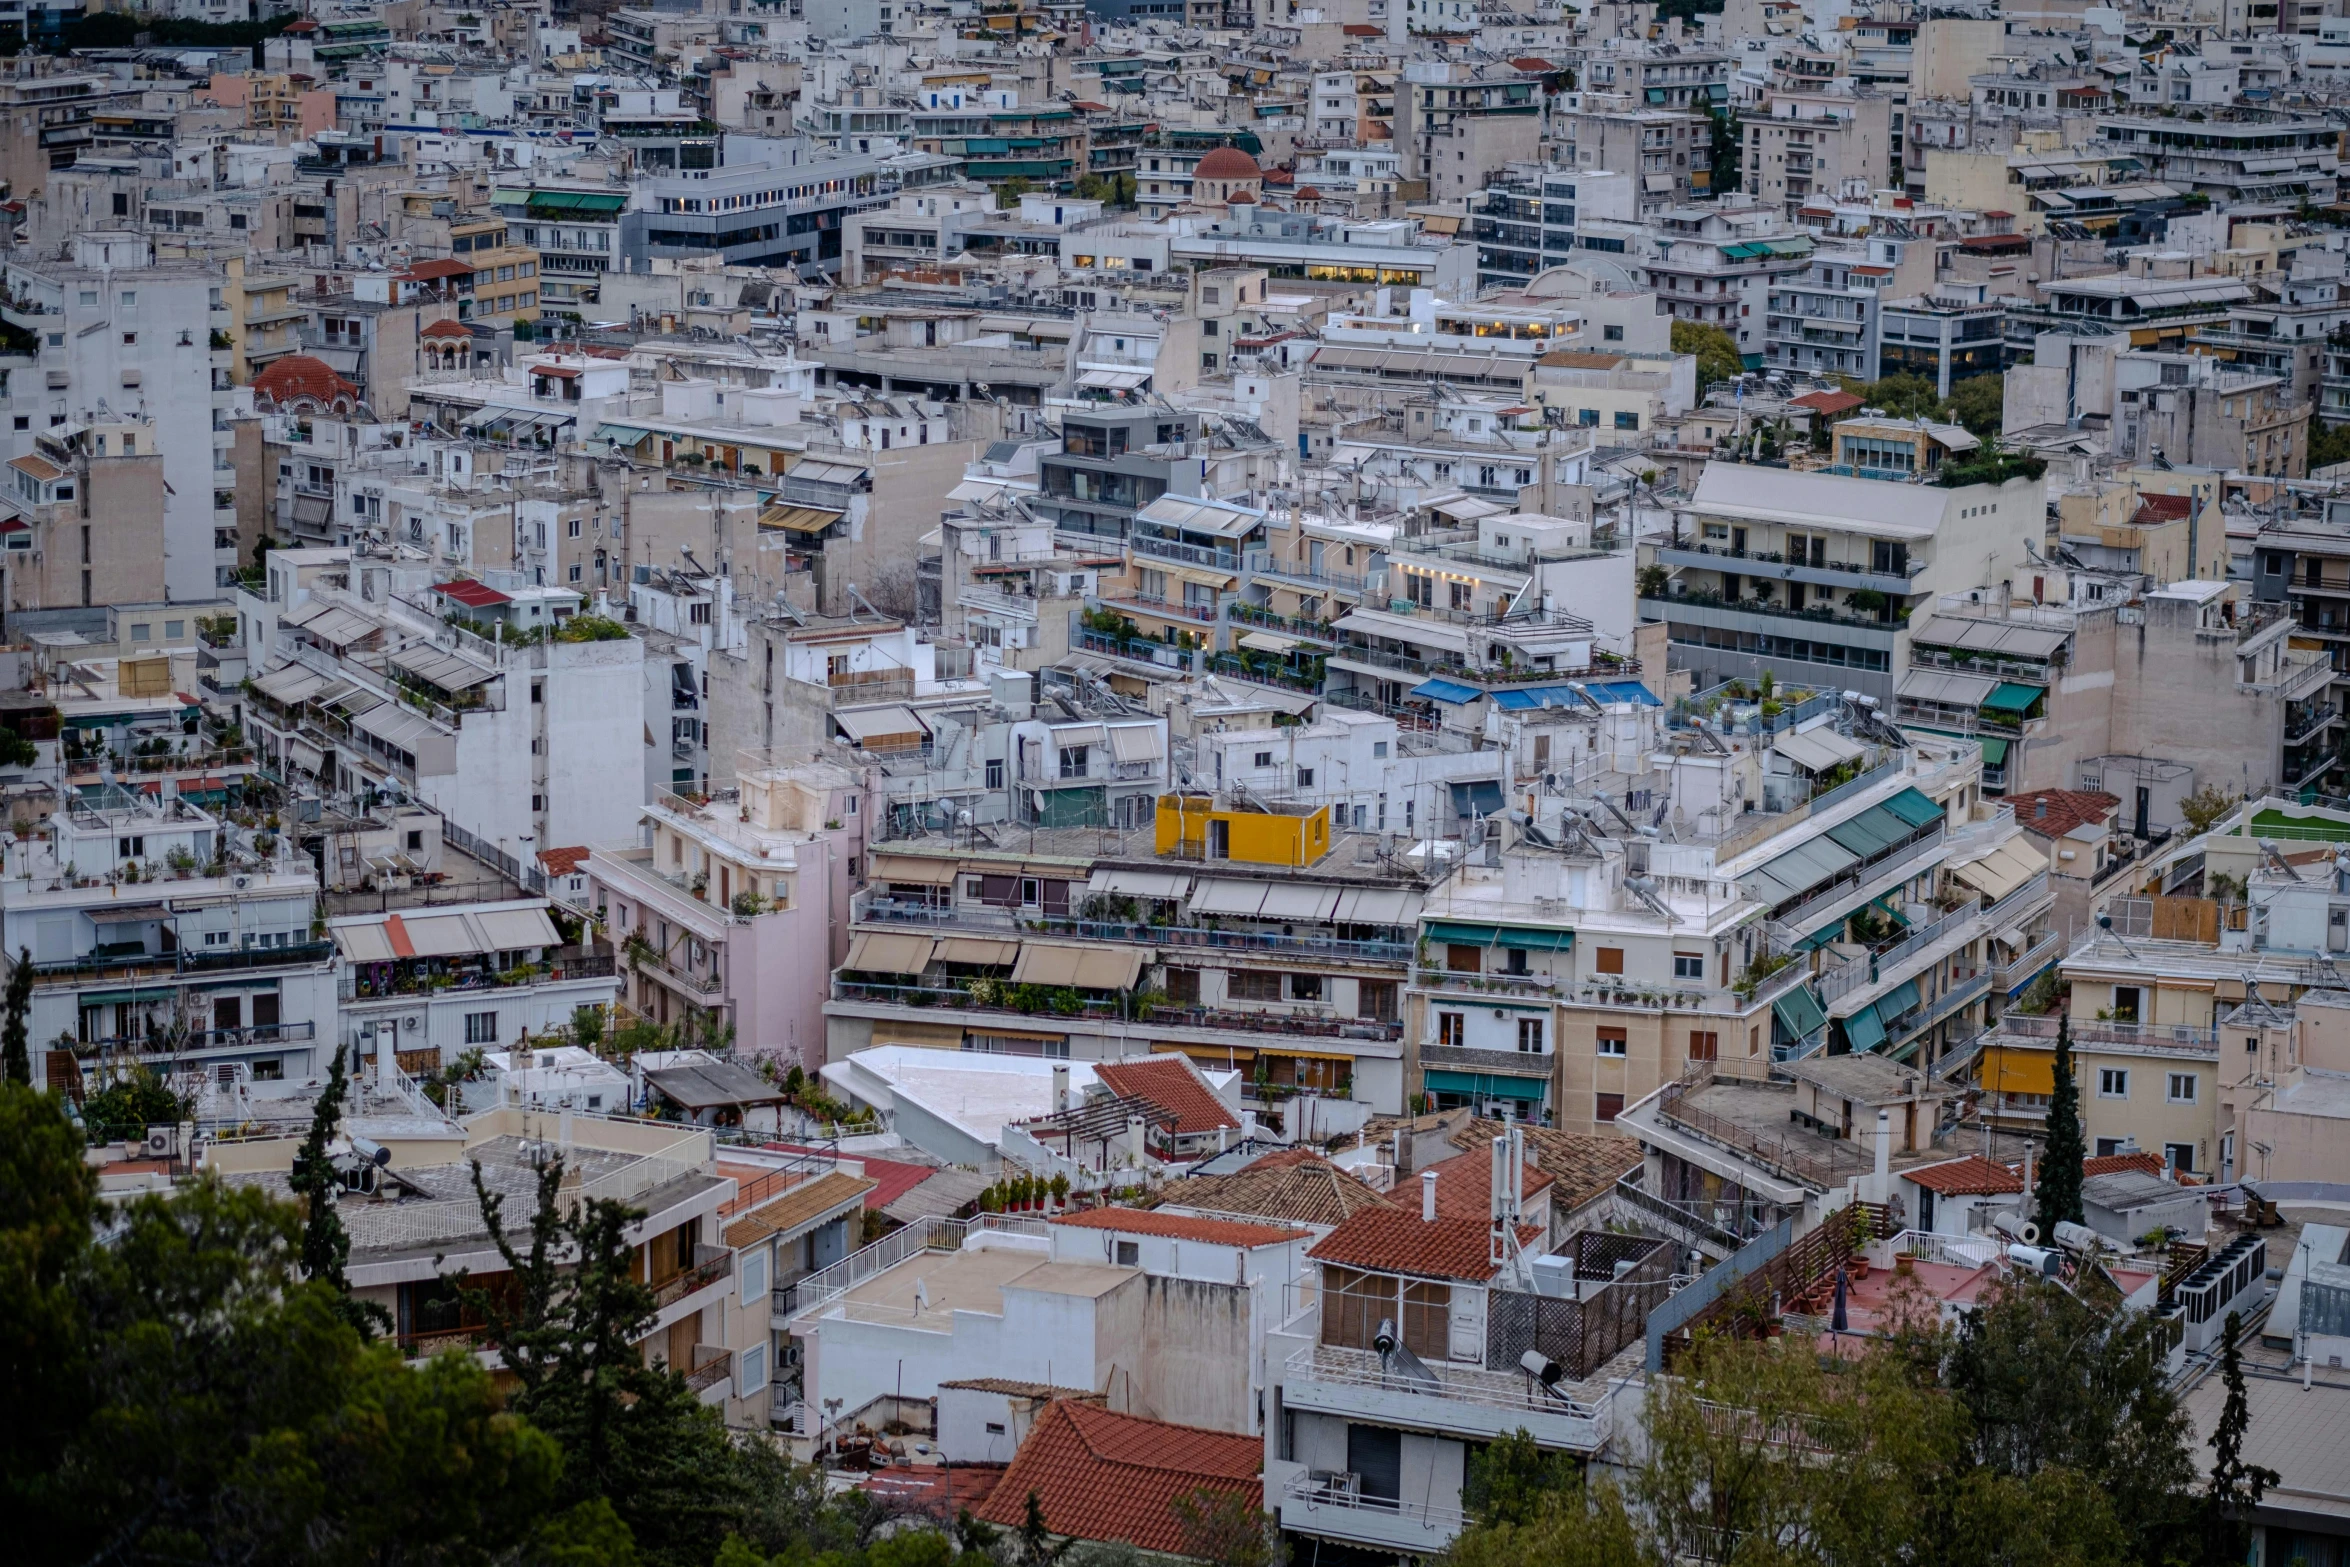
1154, 795, 1330, 866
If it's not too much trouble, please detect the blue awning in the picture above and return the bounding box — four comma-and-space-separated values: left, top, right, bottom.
1411, 677, 1482, 703
1844, 1005, 1888, 1053
1489, 683, 1586, 711
1424, 1069, 1548, 1101
1585, 680, 1661, 706
1773, 984, 1828, 1040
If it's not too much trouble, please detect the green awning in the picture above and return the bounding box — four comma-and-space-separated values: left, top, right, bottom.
1978, 737, 2011, 765
1982, 682, 2044, 714
526, 191, 627, 214
75, 987, 175, 1007
1495, 927, 1573, 951
1844, 1005, 1888, 1053
1880, 978, 1922, 1020
1773, 984, 1829, 1040
1880, 787, 1946, 829
1424, 1069, 1548, 1101
1793, 920, 1846, 953
1827, 807, 1908, 860
1426, 921, 1501, 945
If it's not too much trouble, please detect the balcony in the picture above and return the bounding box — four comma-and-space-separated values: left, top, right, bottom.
856, 893, 1413, 961
1279, 1472, 1463, 1555
1418, 1043, 1553, 1081
1101, 593, 1217, 626
1993, 931, 2064, 996
34, 940, 339, 986
1280, 1343, 1610, 1452
1241, 549, 1386, 598
71, 1019, 319, 1060
1640, 590, 1906, 643
1882, 970, 1992, 1058
1412, 965, 1560, 1000
1132, 534, 1241, 573
653, 1250, 733, 1310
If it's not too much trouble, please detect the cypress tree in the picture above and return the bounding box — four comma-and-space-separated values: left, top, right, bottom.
2035, 1010, 2086, 1233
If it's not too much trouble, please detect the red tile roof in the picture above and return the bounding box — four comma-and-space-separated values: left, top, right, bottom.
2083, 1151, 2166, 1178
250, 354, 360, 412
2012, 788, 2120, 841
1792, 389, 1864, 415
2133, 492, 2194, 524
1164, 1147, 1396, 1228
1307, 1205, 1535, 1283
1420, 1147, 1552, 1222
420, 317, 476, 339
405, 258, 474, 280
973, 1401, 1262, 1554
432, 578, 511, 608
1094, 1056, 1239, 1135
536, 845, 590, 877
1052, 1206, 1307, 1248
1511, 56, 1559, 70
1905, 1155, 2023, 1196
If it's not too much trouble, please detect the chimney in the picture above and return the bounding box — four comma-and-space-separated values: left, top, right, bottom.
1397, 1123, 1415, 1176
1128, 1114, 1146, 1166
1420, 1168, 1439, 1222
1051, 1063, 1069, 1113
1874, 1106, 1892, 1183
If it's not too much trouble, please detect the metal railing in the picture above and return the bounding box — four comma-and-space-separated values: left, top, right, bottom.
1652, 1067, 1873, 1189
1280, 1472, 1465, 1538
1821, 894, 1988, 1010
1994, 931, 2064, 993
1765, 826, 1946, 951
1283, 1343, 1609, 1441
1930, 1025, 1989, 1083
73, 1020, 319, 1059
1988, 1014, 2218, 1054
1611, 1175, 1746, 1254
856, 896, 1416, 962
789, 1212, 1051, 1318
652, 1251, 733, 1310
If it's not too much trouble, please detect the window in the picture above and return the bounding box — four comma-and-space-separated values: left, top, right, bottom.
1438, 1012, 1464, 1048
1254, 750, 1273, 768
1672, 954, 1705, 981
2167, 1072, 2198, 1104
117, 835, 145, 859
1290, 973, 1324, 1002
569, 518, 583, 538
1688, 1030, 1719, 1062
2098, 1068, 2130, 1098
2164, 1142, 2196, 1174
1603, 324, 1624, 342
1373, 741, 1389, 759
738, 1343, 768, 1397
1614, 411, 1639, 430
1517, 1018, 1545, 1053
985, 758, 1005, 789
1597, 1026, 1627, 1057
1229, 970, 1284, 1002
1296, 766, 1315, 788
1595, 1092, 1624, 1123
1114, 1240, 1140, 1266
739, 1247, 770, 1304
1594, 947, 1625, 975
2111, 985, 2142, 1022
1058, 745, 1089, 779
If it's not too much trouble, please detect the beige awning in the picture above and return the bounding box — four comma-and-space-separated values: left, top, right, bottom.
1259, 883, 1341, 920
1189, 879, 1268, 917
1238, 631, 1298, 653
1107, 724, 1166, 762
1951, 838, 2045, 902
937, 937, 1020, 966
872, 854, 956, 885
845, 932, 936, 974
834, 705, 928, 745
871, 1019, 964, 1048
1010, 942, 1146, 988
333, 920, 397, 963
401, 913, 484, 957
1087, 868, 1191, 899
1332, 886, 1415, 924
475, 907, 562, 950
1073, 945, 1146, 989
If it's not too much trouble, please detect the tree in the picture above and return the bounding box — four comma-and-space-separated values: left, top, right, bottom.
0, 727, 34, 769
1673, 318, 1745, 396
1014, 1491, 1072, 1567
2200, 1311, 2281, 1567
1, 944, 29, 1084
1439, 1480, 1645, 1567
1171, 1486, 1285, 1567
1706, 105, 1743, 195
2310, 418, 2350, 474
2035, 1012, 2086, 1235
76, 1066, 184, 1143
571, 1003, 606, 1053
1946, 374, 2006, 439
0, 1082, 100, 1540
1845, 371, 1947, 421
288, 1043, 388, 1336
461, 1151, 743, 1567
2179, 783, 2241, 837
995, 177, 1033, 210
1462, 1428, 1579, 1529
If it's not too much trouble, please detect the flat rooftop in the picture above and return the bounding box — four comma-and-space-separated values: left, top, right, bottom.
829, 1241, 1133, 1325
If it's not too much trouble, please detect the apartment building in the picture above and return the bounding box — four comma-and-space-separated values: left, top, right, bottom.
1642, 448, 2045, 702
1610, 200, 1815, 362
1, 421, 167, 612
1744, 88, 1893, 221
2094, 111, 2341, 210
1549, 97, 1708, 218
0, 232, 238, 600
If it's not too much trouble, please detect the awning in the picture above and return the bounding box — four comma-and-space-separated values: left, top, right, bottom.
785, 459, 869, 487
592, 423, 652, 447
1979, 737, 2011, 766
252, 664, 330, 705
1424, 1069, 1548, 1100
1411, 677, 1482, 704
1844, 1005, 1887, 1053
1774, 727, 1866, 773
936, 937, 1020, 966
1452, 780, 1505, 815
1746, 835, 1860, 906
759, 505, 844, 534
1881, 788, 1945, 829
1827, 808, 1909, 860
1238, 631, 1299, 653
1190, 879, 1268, 917
1259, 883, 1341, 920
872, 854, 956, 885
1951, 838, 2044, 902
333, 921, 397, 963
845, 932, 936, 974
1010, 942, 1142, 989
1495, 926, 1573, 951
392, 646, 495, 692
1982, 682, 2044, 714
475, 907, 561, 950
1076, 368, 1151, 390
1774, 984, 1829, 1040
292, 494, 332, 529
1106, 724, 1165, 762
1050, 723, 1107, 749
286, 738, 325, 776
354, 704, 435, 752
1332, 887, 1414, 924
1153, 1041, 1256, 1064
1087, 868, 1190, 899
833, 705, 928, 745
1425, 920, 1500, 945
1897, 668, 2000, 709
401, 914, 484, 958
75, 986, 175, 1007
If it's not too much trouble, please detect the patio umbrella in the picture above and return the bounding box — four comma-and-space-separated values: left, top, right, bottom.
1831, 1266, 1849, 1334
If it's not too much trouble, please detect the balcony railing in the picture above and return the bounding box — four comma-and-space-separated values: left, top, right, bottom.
1643, 588, 1906, 635
1989, 1014, 2218, 1054
1283, 1343, 1608, 1446
1418, 1043, 1554, 1079
653, 1251, 733, 1310
34, 940, 339, 984
1412, 965, 1559, 998
72, 1020, 319, 1059
1652, 1066, 1872, 1189
1993, 931, 2064, 994
1132, 534, 1240, 572
856, 895, 1416, 961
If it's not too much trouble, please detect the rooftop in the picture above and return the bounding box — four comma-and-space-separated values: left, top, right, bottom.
968, 1400, 1263, 1555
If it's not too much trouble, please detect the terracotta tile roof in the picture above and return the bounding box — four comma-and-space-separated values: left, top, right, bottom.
432, 578, 511, 608
2013, 788, 2120, 841
250, 354, 360, 412
536, 845, 590, 877
721, 1168, 875, 1248
2133, 492, 2194, 524
1792, 389, 1865, 416
1905, 1155, 2023, 1196
1456, 1122, 1641, 1210
7, 454, 60, 482
420, 317, 476, 339
405, 258, 474, 280
1052, 1206, 1308, 1248
2083, 1151, 2167, 1178
1419, 1147, 1552, 1222
972, 1400, 1262, 1554
1163, 1147, 1395, 1228
1307, 1205, 1534, 1283
1094, 1056, 1238, 1135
